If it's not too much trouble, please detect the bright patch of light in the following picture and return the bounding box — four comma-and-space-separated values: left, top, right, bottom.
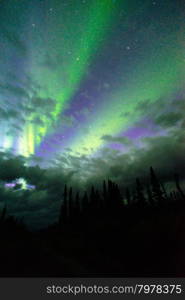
4, 178, 35, 190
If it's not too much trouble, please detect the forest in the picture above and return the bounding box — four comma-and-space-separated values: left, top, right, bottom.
0, 166, 185, 277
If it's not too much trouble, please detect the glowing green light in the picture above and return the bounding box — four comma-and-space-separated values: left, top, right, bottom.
24, 0, 116, 155
70, 36, 183, 155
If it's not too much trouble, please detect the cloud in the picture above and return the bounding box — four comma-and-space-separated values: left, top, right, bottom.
0, 104, 26, 138
6, 127, 22, 136
0, 82, 29, 99
0, 126, 185, 229
31, 117, 45, 127
154, 111, 184, 128
136, 97, 175, 122
0, 107, 8, 119
2, 28, 27, 55
8, 109, 20, 119
29, 97, 56, 123
101, 134, 132, 145
0, 156, 25, 181
31, 97, 56, 110
49, 126, 185, 191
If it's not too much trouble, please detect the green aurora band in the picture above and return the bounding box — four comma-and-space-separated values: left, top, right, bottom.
23, 0, 116, 156
2, 0, 183, 160
69, 33, 184, 155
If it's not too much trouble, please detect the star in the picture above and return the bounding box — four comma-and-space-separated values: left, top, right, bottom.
126, 46, 131, 50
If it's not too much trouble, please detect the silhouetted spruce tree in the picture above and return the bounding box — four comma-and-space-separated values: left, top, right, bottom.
174, 173, 184, 199
93, 188, 100, 208
132, 190, 137, 205
95, 189, 101, 207
103, 180, 107, 204
82, 191, 89, 211
107, 179, 120, 208
59, 184, 68, 226
146, 185, 154, 206
125, 187, 131, 206
160, 182, 168, 201
68, 187, 73, 219
150, 167, 165, 203
136, 178, 146, 207
107, 179, 113, 206
0, 205, 7, 222
90, 185, 96, 207
114, 183, 122, 207
73, 191, 81, 218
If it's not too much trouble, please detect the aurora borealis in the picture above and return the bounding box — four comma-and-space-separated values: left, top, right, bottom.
0, 0, 185, 181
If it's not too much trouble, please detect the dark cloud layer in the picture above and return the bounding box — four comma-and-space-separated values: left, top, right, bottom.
101, 134, 132, 145
155, 112, 183, 128
0, 123, 185, 229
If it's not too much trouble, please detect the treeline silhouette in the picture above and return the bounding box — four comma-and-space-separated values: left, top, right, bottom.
0, 166, 185, 277
58, 166, 185, 227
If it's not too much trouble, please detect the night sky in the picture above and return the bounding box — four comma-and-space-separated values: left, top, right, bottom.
0, 0, 185, 188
